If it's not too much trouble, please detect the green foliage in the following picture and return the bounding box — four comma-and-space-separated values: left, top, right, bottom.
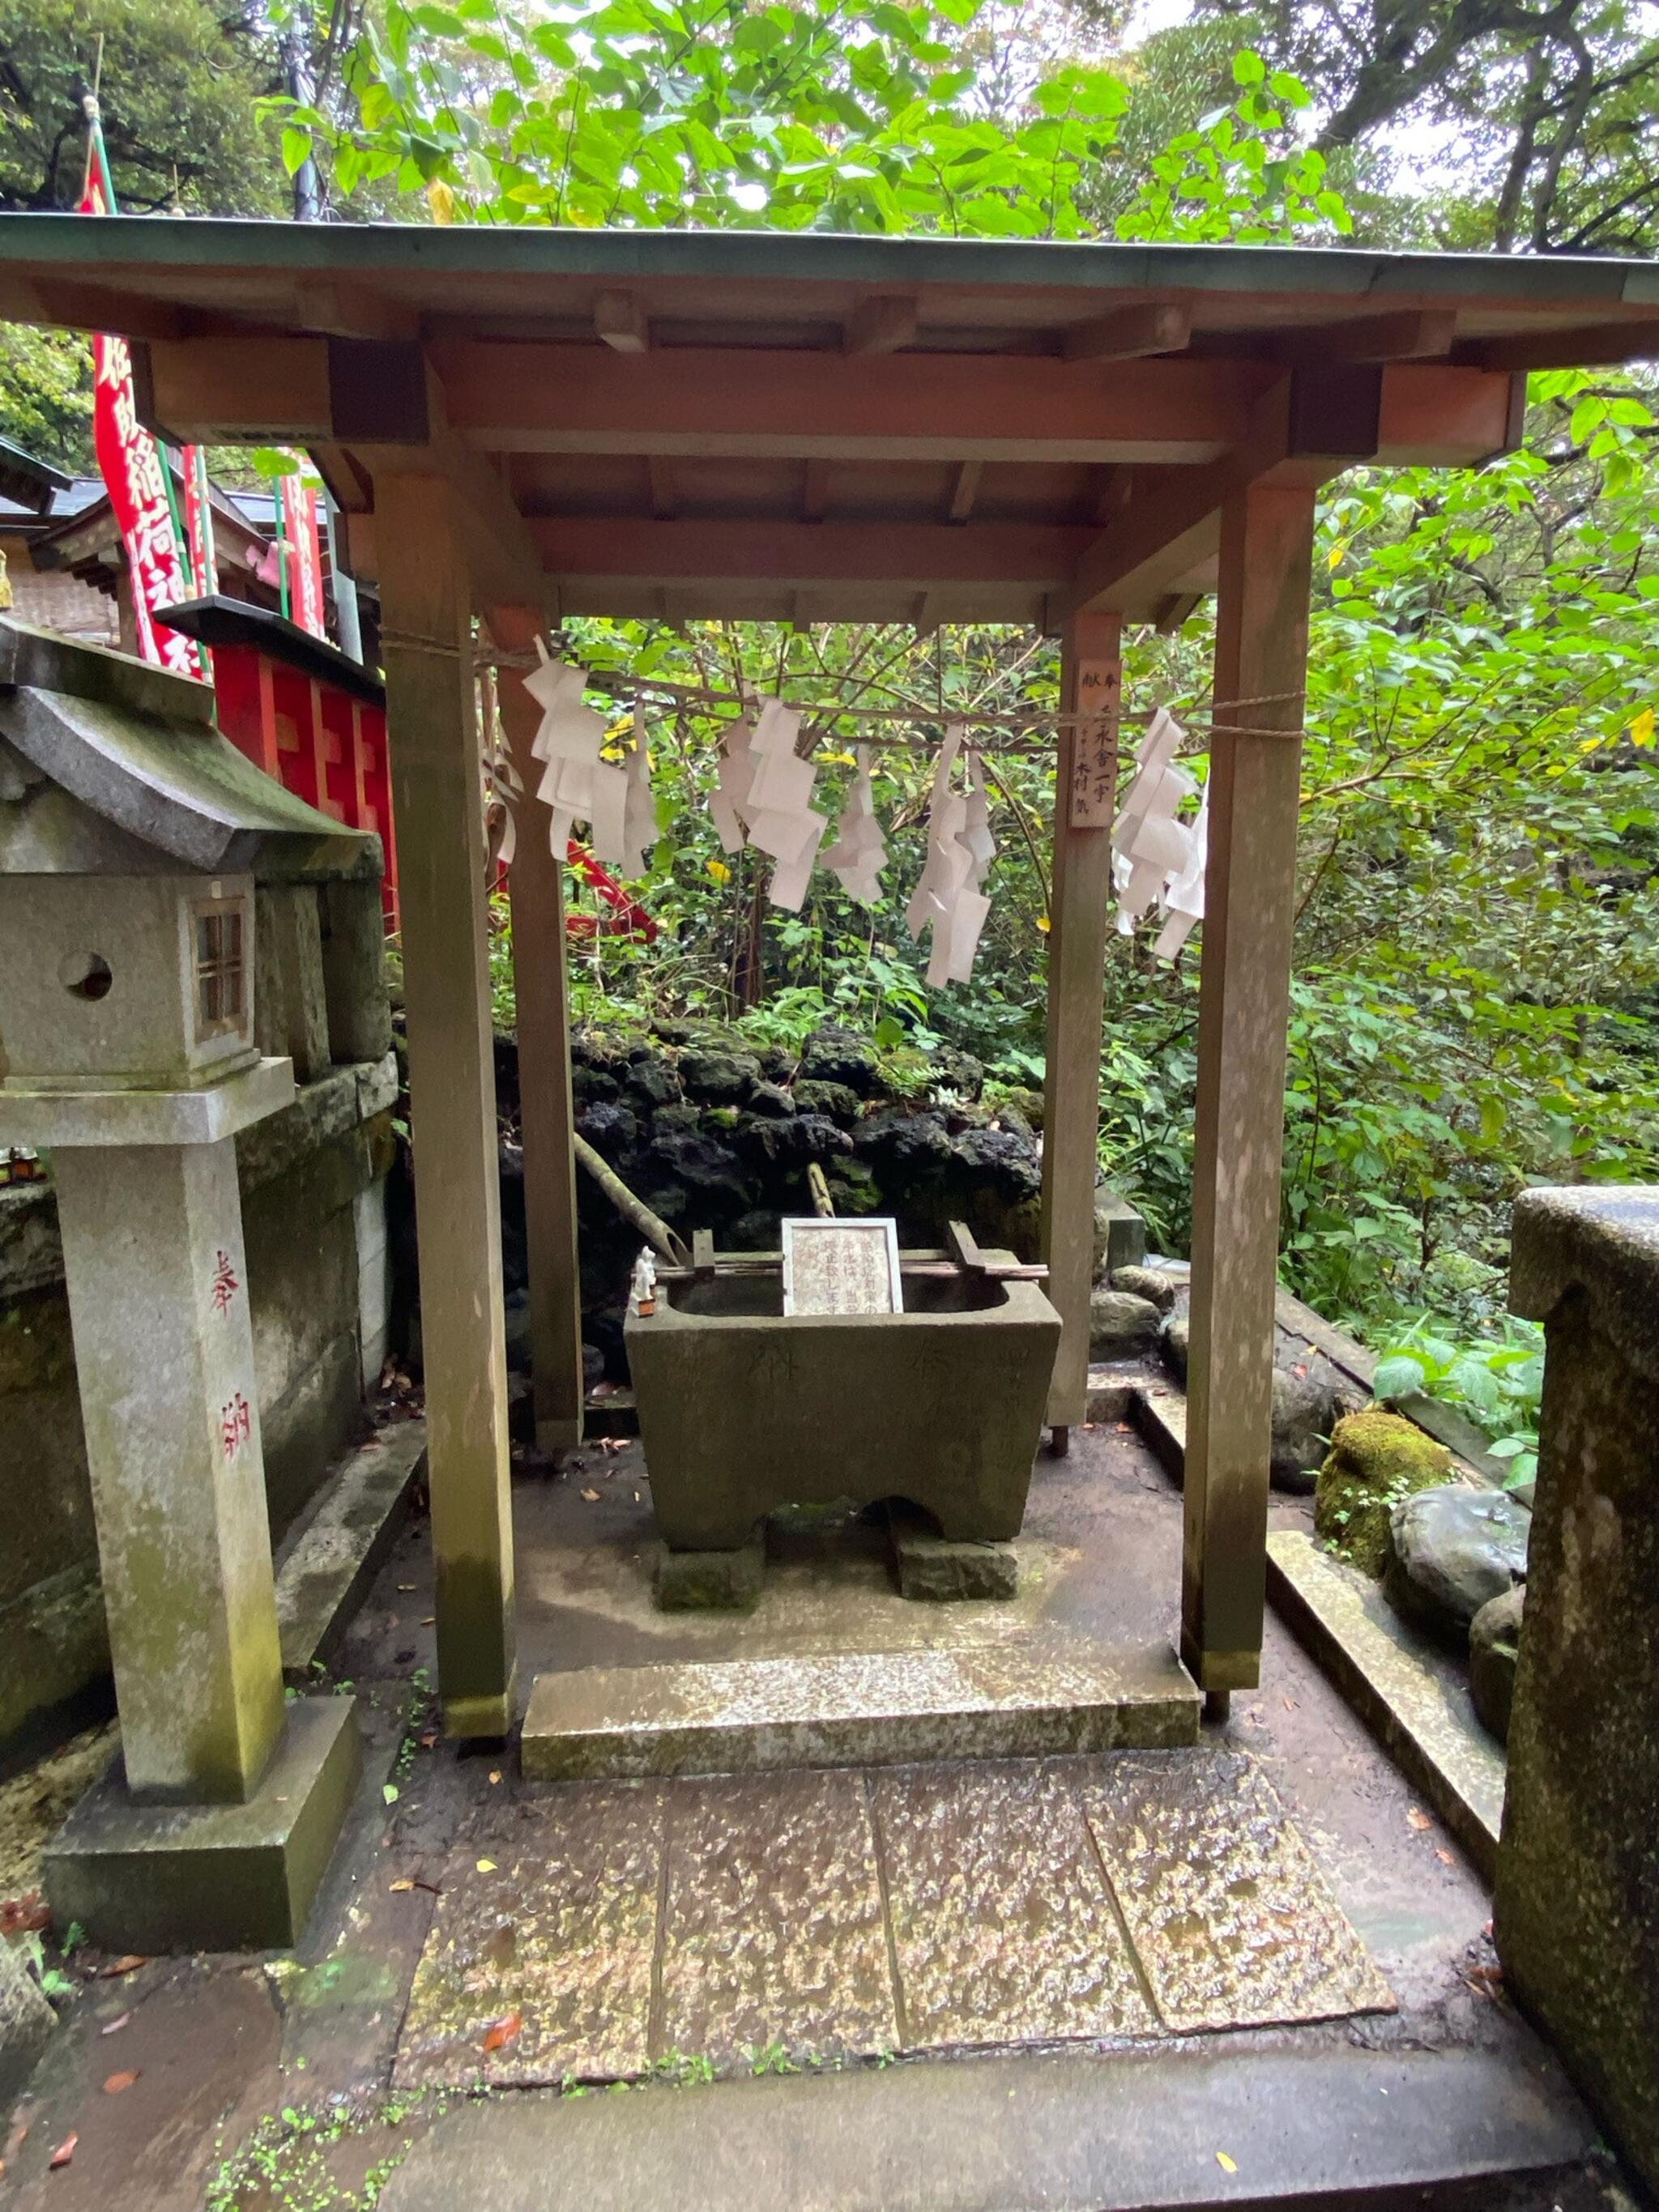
0, 322, 93, 472
1371, 1318, 1544, 1485
0, 0, 286, 215
279, 0, 1347, 243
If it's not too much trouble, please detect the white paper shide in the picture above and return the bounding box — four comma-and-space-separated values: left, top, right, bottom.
1111, 706, 1207, 960
906, 723, 997, 987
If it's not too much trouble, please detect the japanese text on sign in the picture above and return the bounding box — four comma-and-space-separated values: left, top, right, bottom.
1068, 659, 1122, 829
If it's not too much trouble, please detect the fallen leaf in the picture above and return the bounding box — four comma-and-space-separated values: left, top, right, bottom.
1435, 1848, 1456, 1867
476, 1857, 498, 1873
420, 1617, 436, 1626
581, 1488, 600, 1502
6, 2120, 29, 2157
481, 2010, 522, 2053
0, 1893, 51, 1937
49, 2134, 77, 2170
102, 2069, 139, 2095
397, 1583, 417, 1592
1215, 2150, 1237, 2173
488, 1770, 502, 1784
100, 2012, 131, 2036
100, 1954, 148, 1977
419, 1732, 438, 1750
390, 1878, 415, 1893
1406, 1806, 1432, 1832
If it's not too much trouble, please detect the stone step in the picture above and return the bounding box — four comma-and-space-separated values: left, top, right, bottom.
379, 2042, 1600, 2212
521, 1641, 1201, 1782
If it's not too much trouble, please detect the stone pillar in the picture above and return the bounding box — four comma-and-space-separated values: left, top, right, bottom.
52, 1139, 284, 1802
1498, 1185, 1659, 2197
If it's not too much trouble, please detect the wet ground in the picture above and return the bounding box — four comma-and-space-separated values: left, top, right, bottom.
0, 1421, 1624, 2210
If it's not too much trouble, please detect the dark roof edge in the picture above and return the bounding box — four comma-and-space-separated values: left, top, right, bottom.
1, 213, 1657, 310
159, 595, 384, 705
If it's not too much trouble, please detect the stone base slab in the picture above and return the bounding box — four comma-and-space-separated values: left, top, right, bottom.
655, 1537, 765, 1612
890, 1524, 1018, 1601
0, 1055, 296, 1148
42, 1694, 361, 1953
275, 1419, 429, 1680
522, 1643, 1200, 1782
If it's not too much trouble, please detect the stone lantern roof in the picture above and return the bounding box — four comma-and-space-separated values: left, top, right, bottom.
0, 618, 380, 883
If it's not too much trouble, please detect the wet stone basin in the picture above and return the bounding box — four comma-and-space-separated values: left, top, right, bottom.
625, 1258, 1061, 1551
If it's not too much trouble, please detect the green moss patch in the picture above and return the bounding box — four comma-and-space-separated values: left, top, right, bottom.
1314, 1409, 1454, 1577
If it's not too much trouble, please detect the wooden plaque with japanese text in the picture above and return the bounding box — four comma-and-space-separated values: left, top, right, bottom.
1068, 658, 1122, 829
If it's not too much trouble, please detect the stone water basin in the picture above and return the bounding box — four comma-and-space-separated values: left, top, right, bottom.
625, 1255, 1061, 1551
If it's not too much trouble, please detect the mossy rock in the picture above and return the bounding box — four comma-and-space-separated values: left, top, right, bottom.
1314, 1408, 1454, 1577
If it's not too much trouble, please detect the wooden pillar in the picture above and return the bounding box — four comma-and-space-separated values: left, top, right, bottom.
1182, 483, 1316, 1694
377, 471, 515, 1738
489, 603, 586, 1452
1039, 609, 1122, 1439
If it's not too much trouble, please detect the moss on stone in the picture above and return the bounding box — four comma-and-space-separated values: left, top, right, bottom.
1314, 1408, 1454, 1577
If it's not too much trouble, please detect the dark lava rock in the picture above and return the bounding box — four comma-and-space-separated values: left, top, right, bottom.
800, 1023, 881, 1094
1384, 1483, 1531, 1642
1114, 1265, 1175, 1312
794, 1114, 854, 1161
854, 1106, 953, 1171
746, 1080, 797, 1119
989, 1101, 1036, 1146
571, 1028, 625, 1071
650, 1100, 700, 1137
949, 1125, 1041, 1200
1089, 1289, 1162, 1359
646, 1127, 753, 1210
755, 1043, 795, 1082
1469, 1583, 1525, 1742
571, 1064, 621, 1106
582, 1342, 606, 1387
679, 1046, 761, 1104
932, 1046, 986, 1101
650, 1018, 694, 1046
625, 1057, 680, 1107
825, 1161, 882, 1214
793, 1078, 862, 1127
727, 1208, 781, 1251
575, 1100, 638, 1159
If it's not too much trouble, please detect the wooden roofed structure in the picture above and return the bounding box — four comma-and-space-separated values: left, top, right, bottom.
5, 211, 1656, 1737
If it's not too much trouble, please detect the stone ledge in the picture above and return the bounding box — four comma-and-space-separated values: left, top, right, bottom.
1266, 1529, 1504, 1878
522, 1642, 1201, 1783
275, 1418, 428, 1681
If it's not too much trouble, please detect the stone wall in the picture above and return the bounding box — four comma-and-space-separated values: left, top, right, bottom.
491, 1019, 1056, 1382
0, 861, 395, 1760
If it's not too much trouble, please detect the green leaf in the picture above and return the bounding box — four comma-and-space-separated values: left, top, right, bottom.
1372, 1353, 1427, 1400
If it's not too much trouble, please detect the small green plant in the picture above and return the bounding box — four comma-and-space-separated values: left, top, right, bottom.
653, 2048, 717, 2087
1371, 1317, 1545, 1485
747, 2040, 798, 2076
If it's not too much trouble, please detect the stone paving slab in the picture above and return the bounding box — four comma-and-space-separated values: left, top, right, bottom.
394, 1782, 667, 2088
657, 1771, 898, 2066
522, 1642, 1200, 1781
395, 1749, 1392, 2086
1077, 1749, 1396, 2034
1267, 1530, 1504, 1877
871, 1762, 1156, 2049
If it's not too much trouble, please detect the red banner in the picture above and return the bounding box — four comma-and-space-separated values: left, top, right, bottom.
280, 476, 327, 639
79, 175, 203, 680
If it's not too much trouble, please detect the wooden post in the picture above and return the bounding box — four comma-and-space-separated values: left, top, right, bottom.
1039, 609, 1122, 1443
489, 603, 586, 1452
377, 471, 515, 1738
1182, 483, 1316, 1694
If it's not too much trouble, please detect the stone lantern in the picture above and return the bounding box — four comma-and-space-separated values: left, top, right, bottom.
0, 619, 372, 1951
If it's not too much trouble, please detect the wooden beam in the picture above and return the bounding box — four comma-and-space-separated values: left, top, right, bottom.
844, 294, 917, 356
294, 277, 420, 342
646, 455, 678, 520
1154, 590, 1204, 633
0, 278, 190, 341
1055, 365, 1382, 621
527, 514, 1088, 590
801, 458, 830, 522
1276, 308, 1456, 364
1039, 611, 1122, 1438
1182, 481, 1316, 1698
430, 339, 1273, 460
1064, 303, 1190, 363
377, 471, 516, 1738
945, 459, 981, 524
1458, 318, 1659, 372
595, 289, 650, 352
142, 335, 330, 442
490, 603, 586, 1455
